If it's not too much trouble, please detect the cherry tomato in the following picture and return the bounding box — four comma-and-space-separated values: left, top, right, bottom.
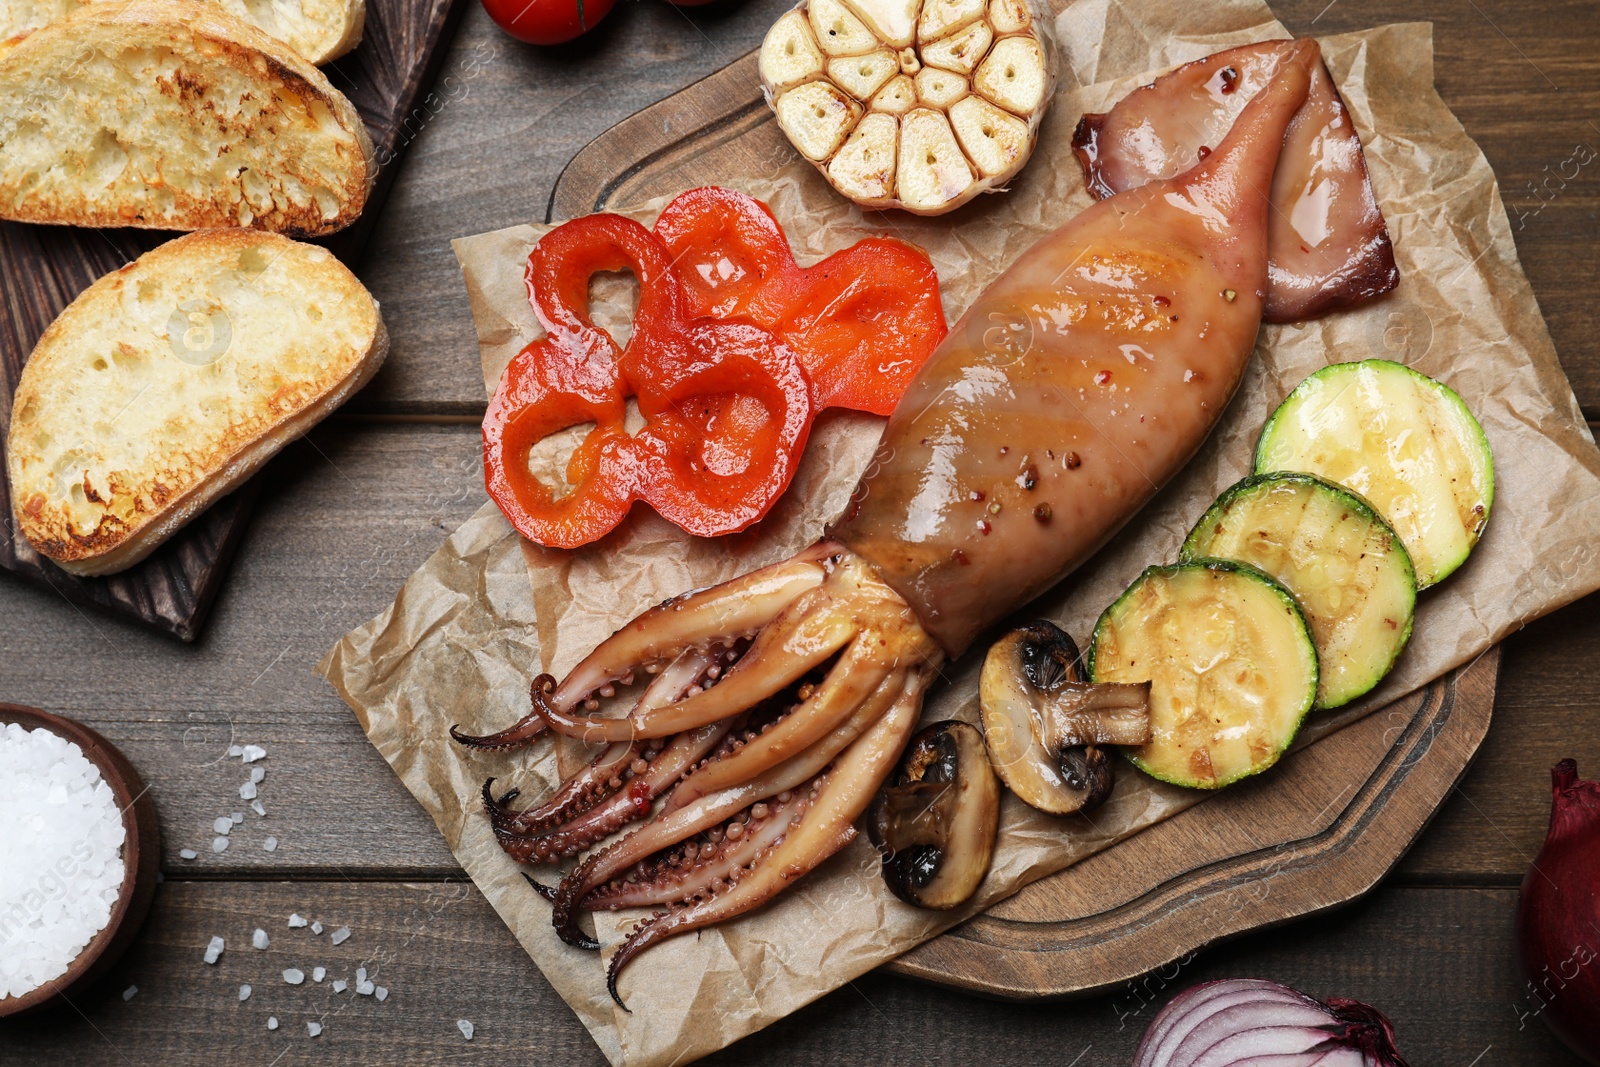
481, 0, 615, 45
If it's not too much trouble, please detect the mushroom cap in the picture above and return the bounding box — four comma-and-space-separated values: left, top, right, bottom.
868, 719, 1000, 910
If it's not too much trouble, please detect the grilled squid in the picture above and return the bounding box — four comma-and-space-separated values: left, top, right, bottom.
455, 40, 1340, 1007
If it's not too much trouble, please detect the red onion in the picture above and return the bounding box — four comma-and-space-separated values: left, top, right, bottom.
1133, 978, 1410, 1067
1517, 759, 1600, 1065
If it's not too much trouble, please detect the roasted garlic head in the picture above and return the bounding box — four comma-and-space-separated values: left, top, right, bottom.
759, 0, 1053, 215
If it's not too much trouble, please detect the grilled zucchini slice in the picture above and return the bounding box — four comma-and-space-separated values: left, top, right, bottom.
1254, 360, 1493, 588
1181, 473, 1415, 709
1087, 560, 1317, 790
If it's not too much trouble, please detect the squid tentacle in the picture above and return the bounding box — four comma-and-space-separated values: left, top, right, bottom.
547, 547, 835, 713
582, 789, 810, 912
662, 661, 903, 815
535, 589, 857, 743
603, 672, 927, 1009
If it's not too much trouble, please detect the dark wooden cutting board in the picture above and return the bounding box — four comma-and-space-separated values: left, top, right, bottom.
0, 0, 468, 641
546, 49, 1501, 1001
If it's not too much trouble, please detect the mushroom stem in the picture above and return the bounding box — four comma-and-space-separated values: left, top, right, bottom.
1038, 679, 1153, 751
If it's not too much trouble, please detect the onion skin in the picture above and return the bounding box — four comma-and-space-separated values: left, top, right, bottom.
1517, 759, 1600, 1066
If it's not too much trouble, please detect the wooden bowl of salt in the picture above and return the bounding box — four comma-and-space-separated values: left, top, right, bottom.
0, 703, 160, 1017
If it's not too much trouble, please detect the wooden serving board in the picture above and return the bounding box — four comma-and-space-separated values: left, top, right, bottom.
0, 0, 468, 641
546, 52, 1501, 1001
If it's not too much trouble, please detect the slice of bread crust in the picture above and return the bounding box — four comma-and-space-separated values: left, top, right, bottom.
7, 229, 388, 576
0, 0, 365, 65
0, 0, 374, 235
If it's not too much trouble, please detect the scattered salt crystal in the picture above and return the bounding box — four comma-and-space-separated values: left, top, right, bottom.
231, 812, 243, 825
458, 1019, 474, 1040
330, 926, 350, 945
283, 968, 305, 985
250, 767, 265, 784
211, 837, 229, 853
357, 980, 374, 996
122, 985, 137, 1001
250, 800, 267, 818
241, 745, 266, 763
312, 967, 325, 983
262, 837, 278, 853
288, 913, 307, 928
239, 782, 258, 801
213, 817, 232, 835
179, 849, 198, 860
228, 745, 243, 757
332, 980, 347, 993
252, 929, 269, 950
203, 936, 225, 964
374, 986, 388, 1002
307, 1022, 322, 1038
239, 984, 252, 1002
311, 921, 323, 935
267, 1017, 278, 1031
355, 968, 367, 983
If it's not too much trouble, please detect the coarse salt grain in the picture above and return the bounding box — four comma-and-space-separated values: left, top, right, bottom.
263, 837, 278, 853
239, 984, 252, 1001
267, 1016, 278, 1031
332, 980, 347, 993
374, 986, 388, 1002
288, 913, 307, 928
283, 968, 305, 985
211, 837, 229, 854
228, 745, 243, 758
239, 783, 257, 801
311, 921, 323, 935
330, 926, 350, 945
179, 849, 198, 861
203, 936, 225, 964
231, 813, 243, 825
458, 1019, 474, 1040
213, 817, 232, 835
0, 724, 129, 1000
307, 1021, 322, 1038
357, 980, 374, 996
250, 767, 265, 785
312, 967, 325, 983
241, 745, 266, 763
122, 985, 137, 1001
252, 929, 269, 950
250, 800, 266, 818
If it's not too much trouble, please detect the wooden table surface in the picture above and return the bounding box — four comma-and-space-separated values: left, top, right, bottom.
1, 0, 1597, 1062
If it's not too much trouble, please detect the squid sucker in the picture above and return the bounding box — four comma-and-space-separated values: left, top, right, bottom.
454, 42, 1331, 1009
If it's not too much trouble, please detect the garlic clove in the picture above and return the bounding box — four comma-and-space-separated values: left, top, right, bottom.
914, 66, 968, 109
809, 0, 881, 57
896, 107, 974, 213
987, 0, 1031, 33
840, 0, 919, 48
920, 19, 993, 74
828, 112, 899, 201
950, 95, 1029, 178
974, 35, 1048, 115
776, 81, 864, 160
828, 49, 899, 99
870, 74, 918, 115
761, 10, 826, 91
917, 0, 984, 44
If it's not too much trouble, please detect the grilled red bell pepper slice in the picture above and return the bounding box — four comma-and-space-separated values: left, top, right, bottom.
484, 211, 814, 547
653, 186, 948, 415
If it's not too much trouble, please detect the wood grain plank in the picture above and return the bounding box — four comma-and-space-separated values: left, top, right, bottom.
0, 881, 1580, 1065
0, 0, 469, 641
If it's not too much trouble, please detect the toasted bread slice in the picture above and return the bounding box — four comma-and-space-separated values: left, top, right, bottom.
0, 0, 363, 64
0, 0, 373, 235
7, 229, 388, 576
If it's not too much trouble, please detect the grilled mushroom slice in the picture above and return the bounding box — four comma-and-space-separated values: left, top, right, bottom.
868, 720, 1000, 910
759, 0, 1054, 214
979, 621, 1151, 815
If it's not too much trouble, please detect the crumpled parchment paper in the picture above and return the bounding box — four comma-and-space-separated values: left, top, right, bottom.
319, 1, 1600, 1062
